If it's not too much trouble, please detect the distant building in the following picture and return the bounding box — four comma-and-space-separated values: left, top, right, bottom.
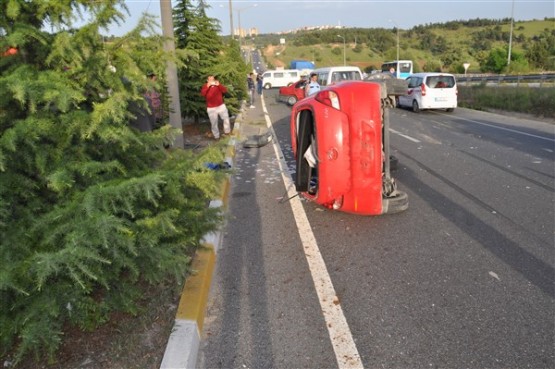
236, 27, 259, 38
278, 25, 344, 35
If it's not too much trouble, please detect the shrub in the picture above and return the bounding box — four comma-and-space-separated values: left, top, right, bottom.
0, 1, 225, 363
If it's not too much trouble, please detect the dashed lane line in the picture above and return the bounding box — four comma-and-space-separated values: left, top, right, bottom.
389, 128, 421, 143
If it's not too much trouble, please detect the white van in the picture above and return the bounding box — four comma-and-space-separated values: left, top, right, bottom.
262, 69, 305, 89
397, 72, 458, 112
310, 66, 363, 87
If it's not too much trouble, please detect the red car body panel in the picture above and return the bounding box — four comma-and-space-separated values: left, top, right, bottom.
290, 81, 385, 215
279, 79, 306, 104
311, 105, 351, 203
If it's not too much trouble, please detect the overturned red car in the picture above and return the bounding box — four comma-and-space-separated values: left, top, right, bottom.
290, 80, 408, 215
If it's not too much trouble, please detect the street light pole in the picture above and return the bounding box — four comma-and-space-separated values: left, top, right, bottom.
235, 4, 258, 48
337, 34, 346, 66
389, 19, 400, 61
396, 27, 400, 61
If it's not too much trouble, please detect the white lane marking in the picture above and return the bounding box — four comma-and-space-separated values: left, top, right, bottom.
434, 112, 555, 142
389, 128, 421, 143
260, 98, 364, 369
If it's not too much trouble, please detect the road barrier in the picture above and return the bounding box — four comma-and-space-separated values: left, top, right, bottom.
456, 73, 555, 87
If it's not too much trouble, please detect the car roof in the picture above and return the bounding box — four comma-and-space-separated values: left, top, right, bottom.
312, 66, 362, 72
408, 72, 456, 77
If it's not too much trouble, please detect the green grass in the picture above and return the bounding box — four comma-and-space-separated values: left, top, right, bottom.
458, 85, 555, 118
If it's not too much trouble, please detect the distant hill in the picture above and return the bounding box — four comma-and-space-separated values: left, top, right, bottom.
244, 18, 554, 74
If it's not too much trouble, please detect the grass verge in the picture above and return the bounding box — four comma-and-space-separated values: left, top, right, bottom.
458, 85, 555, 119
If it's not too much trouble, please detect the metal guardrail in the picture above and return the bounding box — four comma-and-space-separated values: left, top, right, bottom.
455, 73, 555, 87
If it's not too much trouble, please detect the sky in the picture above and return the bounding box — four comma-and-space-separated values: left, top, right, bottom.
105, 0, 554, 36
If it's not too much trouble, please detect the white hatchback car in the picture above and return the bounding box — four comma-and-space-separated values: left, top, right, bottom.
398, 72, 458, 113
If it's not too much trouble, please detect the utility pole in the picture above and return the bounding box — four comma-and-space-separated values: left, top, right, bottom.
160, 0, 184, 148
229, 0, 234, 37
507, 0, 515, 66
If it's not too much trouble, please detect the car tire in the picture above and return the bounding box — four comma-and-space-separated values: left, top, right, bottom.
294, 111, 314, 192
287, 96, 297, 106
264, 83, 271, 90
412, 100, 420, 113
446, 108, 454, 112
382, 191, 409, 214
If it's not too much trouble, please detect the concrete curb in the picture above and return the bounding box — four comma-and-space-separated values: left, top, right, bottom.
159, 119, 240, 369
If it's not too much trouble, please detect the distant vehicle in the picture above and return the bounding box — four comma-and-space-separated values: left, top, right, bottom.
262, 69, 304, 89
381, 60, 413, 79
278, 78, 308, 106
310, 66, 363, 87
397, 72, 458, 113
290, 60, 316, 70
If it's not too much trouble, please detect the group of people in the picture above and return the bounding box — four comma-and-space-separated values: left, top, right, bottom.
140, 69, 322, 141
200, 70, 322, 141
247, 72, 263, 108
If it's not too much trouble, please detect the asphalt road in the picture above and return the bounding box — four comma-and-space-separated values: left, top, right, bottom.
198, 88, 554, 369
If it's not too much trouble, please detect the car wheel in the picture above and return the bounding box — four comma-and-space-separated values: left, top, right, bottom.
294, 111, 314, 192
382, 191, 409, 214
264, 83, 271, 89
412, 100, 420, 113
287, 96, 297, 106
446, 108, 454, 112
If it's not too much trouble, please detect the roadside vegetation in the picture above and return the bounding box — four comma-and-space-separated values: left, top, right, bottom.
0, 0, 248, 366
458, 85, 555, 119
254, 18, 554, 74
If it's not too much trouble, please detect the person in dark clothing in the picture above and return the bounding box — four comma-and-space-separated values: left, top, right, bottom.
256, 74, 263, 95
247, 72, 256, 108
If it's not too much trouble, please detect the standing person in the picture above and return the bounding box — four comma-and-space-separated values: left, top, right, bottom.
144, 73, 162, 125
305, 72, 321, 97
247, 72, 256, 108
256, 74, 263, 95
389, 67, 396, 78
200, 75, 231, 140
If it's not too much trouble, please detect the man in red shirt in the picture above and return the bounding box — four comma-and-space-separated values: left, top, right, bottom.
201, 75, 231, 140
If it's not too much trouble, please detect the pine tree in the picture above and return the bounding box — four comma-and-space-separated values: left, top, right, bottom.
0, 0, 224, 362
174, 0, 248, 122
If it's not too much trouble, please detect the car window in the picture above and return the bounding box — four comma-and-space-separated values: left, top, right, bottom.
263, 73, 270, 78
290, 72, 298, 78
275, 73, 284, 78
426, 76, 456, 88
318, 73, 329, 86
407, 77, 417, 88
399, 63, 412, 73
